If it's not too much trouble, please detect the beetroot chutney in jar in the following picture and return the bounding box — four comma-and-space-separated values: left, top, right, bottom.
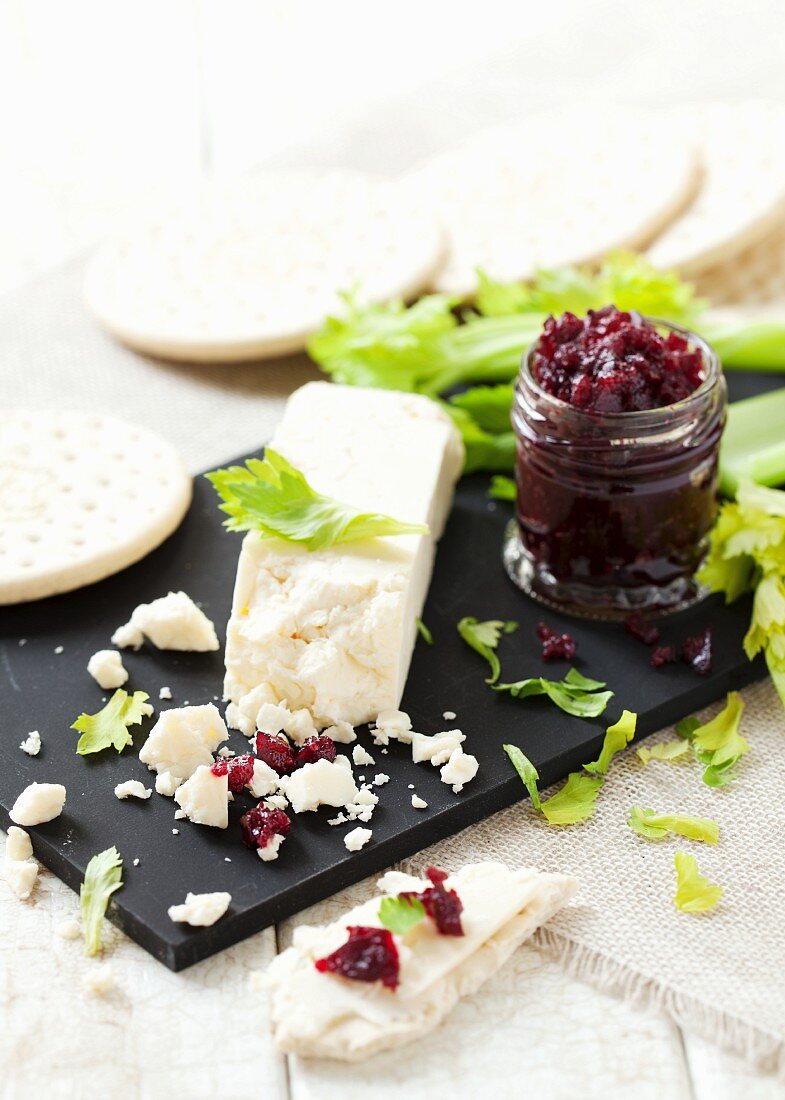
504, 307, 727, 619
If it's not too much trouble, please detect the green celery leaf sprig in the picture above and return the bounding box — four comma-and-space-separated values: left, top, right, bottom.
676, 691, 750, 787
699, 484, 785, 710
673, 851, 723, 913
378, 894, 426, 936
81, 847, 123, 956
628, 806, 719, 844
71, 690, 153, 756
495, 667, 614, 719
206, 449, 427, 552
503, 709, 636, 826
457, 617, 518, 684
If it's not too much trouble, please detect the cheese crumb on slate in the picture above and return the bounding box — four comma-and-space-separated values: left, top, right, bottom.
174, 764, 229, 828
440, 747, 479, 793
373, 773, 390, 787
114, 780, 153, 800
411, 794, 428, 810
443, 710, 456, 720
19, 730, 41, 756
168, 891, 231, 926
372, 709, 413, 747
87, 649, 128, 690
54, 646, 64, 655
344, 827, 372, 852
323, 721, 357, 745
411, 729, 465, 766
258, 833, 286, 862
155, 771, 181, 798
139, 703, 227, 782
159, 685, 173, 700
281, 757, 359, 814
112, 590, 219, 652
352, 744, 375, 767
3, 827, 38, 900
10, 782, 66, 827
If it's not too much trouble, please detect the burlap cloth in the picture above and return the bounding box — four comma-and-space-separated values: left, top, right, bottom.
2, 261, 785, 1072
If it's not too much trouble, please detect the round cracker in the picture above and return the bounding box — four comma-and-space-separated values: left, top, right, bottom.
0, 412, 192, 605
648, 102, 785, 277
84, 170, 444, 363
403, 107, 701, 296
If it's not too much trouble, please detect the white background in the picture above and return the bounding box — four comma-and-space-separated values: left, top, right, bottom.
1, 2, 784, 1097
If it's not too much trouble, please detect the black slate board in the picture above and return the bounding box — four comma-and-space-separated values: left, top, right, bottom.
0, 372, 776, 970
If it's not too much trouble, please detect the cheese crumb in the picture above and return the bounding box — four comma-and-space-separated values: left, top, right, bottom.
411, 794, 428, 810
133, 858, 140, 867
54, 645, 64, 655
411, 728, 465, 766
168, 891, 231, 926
373, 773, 390, 787
3, 859, 39, 899
6, 827, 33, 862
19, 730, 41, 756
344, 827, 372, 852
87, 649, 128, 690
352, 744, 375, 767
174, 765, 229, 828
443, 710, 456, 720
155, 771, 181, 798
440, 747, 479, 793
10, 782, 66, 826
139, 703, 227, 781
112, 591, 219, 652
114, 780, 152, 800
258, 833, 286, 862
83, 966, 116, 997
281, 757, 358, 814
159, 686, 173, 700
55, 918, 81, 940
372, 709, 412, 746
323, 720, 357, 745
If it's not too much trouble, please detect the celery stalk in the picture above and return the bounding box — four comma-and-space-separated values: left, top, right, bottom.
701, 308, 785, 372
720, 387, 785, 496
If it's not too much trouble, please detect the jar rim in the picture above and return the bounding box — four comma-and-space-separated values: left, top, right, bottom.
519, 316, 722, 428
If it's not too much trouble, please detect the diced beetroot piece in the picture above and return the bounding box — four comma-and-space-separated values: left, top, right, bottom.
295, 736, 337, 768
682, 628, 712, 675
650, 645, 678, 668
623, 613, 661, 646
314, 926, 400, 990
211, 752, 256, 792
239, 803, 291, 850
536, 621, 577, 661
255, 731, 297, 775
531, 306, 704, 412
401, 866, 464, 937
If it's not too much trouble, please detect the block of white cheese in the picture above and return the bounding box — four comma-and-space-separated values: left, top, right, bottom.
224, 383, 463, 732
266, 861, 577, 1061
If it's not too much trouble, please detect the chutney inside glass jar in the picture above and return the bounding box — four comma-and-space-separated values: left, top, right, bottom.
504, 307, 727, 619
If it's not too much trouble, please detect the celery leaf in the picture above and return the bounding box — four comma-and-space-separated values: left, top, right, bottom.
457, 617, 518, 684
503, 744, 541, 810
71, 690, 152, 756
81, 847, 123, 956
673, 851, 723, 913
628, 806, 719, 844
541, 773, 603, 826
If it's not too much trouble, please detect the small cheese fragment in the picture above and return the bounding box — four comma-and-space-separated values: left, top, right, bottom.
55, 918, 81, 940
10, 782, 66, 826
159, 685, 173, 700
168, 891, 231, 926
19, 730, 41, 756
87, 649, 128, 690
344, 827, 372, 852
345, 785, 379, 823
411, 794, 428, 810
248, 759, 280, 798
6, 826, 33, 862
372, 709, 412, 746
139, 703, 227, 780
224, 383, 463, 732
114, 780, 153, 800
112, 590, 219, 652
83, 966, 115, 997
440, 747, 479, 793
411, 729, 465, 766
323, 721, 356, 745
373, 773, 390, 787
443, 710, 457, 720
3, 859, 39, 899
281, 757, 359, 814
258, 833, 286, 862
174, 765, 229, 828
352, 744, 375, 767
266, 861, 577, 1061
155, 771, 181, 797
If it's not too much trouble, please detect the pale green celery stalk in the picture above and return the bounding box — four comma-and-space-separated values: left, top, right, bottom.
421, 315, 544, 396
720, 388, 785, 497
701, 308, 785, 372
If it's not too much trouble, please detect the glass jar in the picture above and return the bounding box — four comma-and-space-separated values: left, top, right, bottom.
504, 321, 727, 619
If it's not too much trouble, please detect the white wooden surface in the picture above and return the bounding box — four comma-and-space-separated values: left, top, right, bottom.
2, 3, 785, 1096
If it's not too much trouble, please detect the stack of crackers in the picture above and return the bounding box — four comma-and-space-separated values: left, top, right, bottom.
85, 101, 785, 363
